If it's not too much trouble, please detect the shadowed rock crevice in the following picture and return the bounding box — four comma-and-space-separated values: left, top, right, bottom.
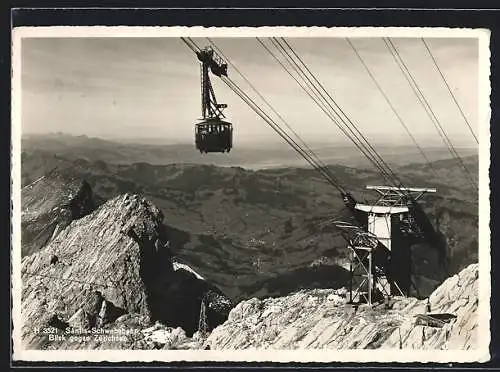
65, 180, 97, 220
130, 225, 231, 335
115, 197, 232, 336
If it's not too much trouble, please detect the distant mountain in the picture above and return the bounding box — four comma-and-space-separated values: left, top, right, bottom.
21, 133, 478, 170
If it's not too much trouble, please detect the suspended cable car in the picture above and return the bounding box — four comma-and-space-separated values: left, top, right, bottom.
195, 47, 233, 154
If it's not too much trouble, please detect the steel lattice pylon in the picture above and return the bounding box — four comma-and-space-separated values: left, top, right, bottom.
334, 221, 403, 306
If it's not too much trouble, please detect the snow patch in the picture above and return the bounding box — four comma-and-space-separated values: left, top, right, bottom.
172, 261, 205, 280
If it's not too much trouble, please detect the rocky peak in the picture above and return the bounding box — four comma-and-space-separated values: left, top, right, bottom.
22, 192, 232, 349
21, 174, 99, 257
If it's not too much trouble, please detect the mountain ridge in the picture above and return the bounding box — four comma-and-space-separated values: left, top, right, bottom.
21, 192, 233, 349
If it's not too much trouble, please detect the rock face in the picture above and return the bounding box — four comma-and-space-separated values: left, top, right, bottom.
206, 264, 478, 350
21, 171, 98, 257
21, 192, 232, 349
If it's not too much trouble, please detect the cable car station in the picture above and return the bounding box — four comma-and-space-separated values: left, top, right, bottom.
337, 185, 436, 306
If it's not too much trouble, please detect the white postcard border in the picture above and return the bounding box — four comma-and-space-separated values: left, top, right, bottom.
11, 25, 492, 363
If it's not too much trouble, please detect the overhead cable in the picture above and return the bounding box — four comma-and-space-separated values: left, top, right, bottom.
345, 37, 440, 178
384, 37, 477, 192
260, 37, 403, 189
421, 37, 479, 144
206, 37, 341, 190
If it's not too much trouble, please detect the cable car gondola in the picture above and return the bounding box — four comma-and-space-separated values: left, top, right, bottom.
194, 46, 233, 154
195, 119, 233, 153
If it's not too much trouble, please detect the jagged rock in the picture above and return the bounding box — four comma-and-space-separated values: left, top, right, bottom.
140, 324, 188, 349
68, 308, 90, 329
96, 299, 126, 327
50, 255, 59, 265
171, 327, 187, 344
191, 331, 203, 341
206, 264, 478, 350
21, 173, 98, 257
204, 289, 233, 326
21, 191, 232, 348
156, 266, 233, 335
82, 291, 104, 323
45, 313, 69, 331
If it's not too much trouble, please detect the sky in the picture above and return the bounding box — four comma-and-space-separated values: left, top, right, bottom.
21, 36, 480, 147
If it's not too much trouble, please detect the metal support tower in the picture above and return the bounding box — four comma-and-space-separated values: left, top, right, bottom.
334, 221, 393, 306
354, 185, 436, 298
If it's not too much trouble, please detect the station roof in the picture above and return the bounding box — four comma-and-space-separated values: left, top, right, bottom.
355, 204, 409, 214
